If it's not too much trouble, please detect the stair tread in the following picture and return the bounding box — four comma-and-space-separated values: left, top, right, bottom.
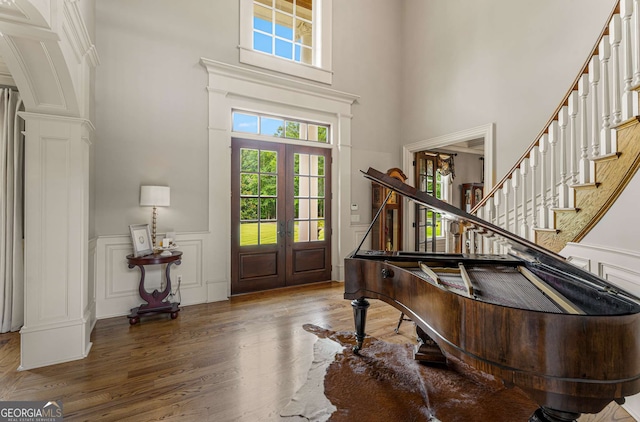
570, 182, 601, 189
591, 152, 621, 163
552, 207, 580, 212
533, 227, 560, 233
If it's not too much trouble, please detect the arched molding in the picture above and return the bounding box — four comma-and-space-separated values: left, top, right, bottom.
0, 0, 98, 118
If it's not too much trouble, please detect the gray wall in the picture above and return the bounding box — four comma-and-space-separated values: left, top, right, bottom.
399, 0, 617, 183
94, 0, 617, 238
94, 0, 402, 236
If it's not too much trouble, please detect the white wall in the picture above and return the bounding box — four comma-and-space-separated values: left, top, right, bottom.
399, 0, 617, 182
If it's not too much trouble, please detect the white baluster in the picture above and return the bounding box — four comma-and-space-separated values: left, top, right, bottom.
634, 0, 640, 86
557, 106, 573, 208
622, 0, 637, 119
610, 14, 623, 125
493, 188, 501, 229
548, 122, 558, 210
568, 91, 579, 186
538, 136, 549, 229
578, 74, 593, 184
503, 184, 510, 234
512, 175, 519, 236
589, 56, 601, 157
486, 198, 494, 254
530, 147, 538, 238
475, 207, 483, 254
493, 194, 501, 253
600, 36, 613, 156
520, 159, 529, 238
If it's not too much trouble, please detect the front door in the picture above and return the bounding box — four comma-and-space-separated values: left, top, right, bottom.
231, 138, 331, 295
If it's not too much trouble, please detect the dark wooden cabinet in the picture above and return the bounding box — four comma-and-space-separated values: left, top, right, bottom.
371, 168, 407, 251
460, 183, 483, 212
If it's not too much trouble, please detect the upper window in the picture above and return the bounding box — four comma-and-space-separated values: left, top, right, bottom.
239, 0, 333, 84
253, 0, 313, 64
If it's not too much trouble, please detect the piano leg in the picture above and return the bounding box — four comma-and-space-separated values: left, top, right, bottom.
529, 407, 580, 422
351, 297, 370, 354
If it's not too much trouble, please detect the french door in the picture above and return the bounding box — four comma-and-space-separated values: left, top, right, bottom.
231, 138, 332, 295
414, 151, 443, 252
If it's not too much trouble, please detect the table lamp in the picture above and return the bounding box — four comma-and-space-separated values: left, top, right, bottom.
140, 185, 170, 248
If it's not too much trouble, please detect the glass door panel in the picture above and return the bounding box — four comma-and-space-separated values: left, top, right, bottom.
232, 139, 331, 294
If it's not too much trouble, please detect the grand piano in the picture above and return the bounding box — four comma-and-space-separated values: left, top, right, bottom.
344, 167, 640, 422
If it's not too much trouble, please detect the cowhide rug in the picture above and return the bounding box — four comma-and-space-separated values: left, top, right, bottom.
280, 324, 538, 422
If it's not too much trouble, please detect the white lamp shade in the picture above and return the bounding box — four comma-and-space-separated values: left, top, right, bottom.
140, 185, 170, 207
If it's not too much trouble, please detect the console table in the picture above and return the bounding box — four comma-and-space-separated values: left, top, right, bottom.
126, 250, 182, 325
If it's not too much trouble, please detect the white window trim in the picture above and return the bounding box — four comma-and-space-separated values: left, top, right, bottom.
239, 0, 333, 84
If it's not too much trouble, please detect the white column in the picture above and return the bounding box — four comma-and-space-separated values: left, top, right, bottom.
578, 74, 593, 184
622, 0, 637, 119
20, 113, 93, 370
520, 159, 529, 238
589, 56, 601, 158
610, 14, 623, 126
599, 36, 614, 156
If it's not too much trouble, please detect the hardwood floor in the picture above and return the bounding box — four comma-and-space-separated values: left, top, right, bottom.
0, 282, 635, 422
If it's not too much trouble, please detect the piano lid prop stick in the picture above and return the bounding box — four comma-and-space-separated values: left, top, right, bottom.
354, 188, 394, 255
518, 266, 584, 315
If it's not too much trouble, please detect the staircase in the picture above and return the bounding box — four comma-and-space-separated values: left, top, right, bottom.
471, 0, 640, 254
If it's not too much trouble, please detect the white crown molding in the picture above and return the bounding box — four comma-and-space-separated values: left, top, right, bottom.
201, 58, 358, 106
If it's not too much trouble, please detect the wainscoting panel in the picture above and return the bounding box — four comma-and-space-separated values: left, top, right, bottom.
599, 263, 640, 297
560, 242, 640, 420
95, 233, 211, 319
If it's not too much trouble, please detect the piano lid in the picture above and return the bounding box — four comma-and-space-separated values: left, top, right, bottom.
360, 167, 640, 299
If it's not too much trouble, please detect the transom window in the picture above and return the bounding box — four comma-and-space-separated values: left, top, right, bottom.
253, 0, 313, 65
232, 111, 329, 143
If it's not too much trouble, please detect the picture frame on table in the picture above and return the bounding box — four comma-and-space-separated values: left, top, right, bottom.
129, 224, 153, 257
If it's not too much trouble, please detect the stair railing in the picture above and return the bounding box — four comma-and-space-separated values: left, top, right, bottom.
468, 0, 639, 253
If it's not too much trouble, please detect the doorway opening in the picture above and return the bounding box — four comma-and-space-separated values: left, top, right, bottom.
402, 124, 494, 252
